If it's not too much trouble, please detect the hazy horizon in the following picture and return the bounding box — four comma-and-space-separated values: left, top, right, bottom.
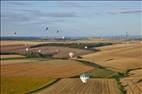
1, 1, 142, 37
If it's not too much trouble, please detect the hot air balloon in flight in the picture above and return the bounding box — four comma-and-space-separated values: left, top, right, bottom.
56, 30, 59, 33
45, 26, 48, 31
80, 73, 90, 84
14, 32, 16, 35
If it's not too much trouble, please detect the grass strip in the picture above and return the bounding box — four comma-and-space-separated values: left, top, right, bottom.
114, 77, 127, 94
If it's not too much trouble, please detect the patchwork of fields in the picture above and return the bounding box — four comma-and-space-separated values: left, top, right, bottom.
1, 40, 142, 94
121, 77, 142, 94
1, 59, 93, 78
82, 42, 142, 71
34, 78, 120, 94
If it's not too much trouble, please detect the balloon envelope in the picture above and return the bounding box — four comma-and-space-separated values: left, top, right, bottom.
80, 73, 89, 84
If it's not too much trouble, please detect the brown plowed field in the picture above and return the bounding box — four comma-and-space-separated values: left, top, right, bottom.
1, 44, 29, 53
1, 45, 92, 58
34, 78, 120, 94
30, 46, 92, 58
1, 60, 94, 78
121, 77, 142, 94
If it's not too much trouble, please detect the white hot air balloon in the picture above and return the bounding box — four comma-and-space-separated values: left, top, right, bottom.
80, 73, 89, 84
69, 52, 74, 58
62, 36, 65, 40
25, 48, 29, 52
84, 46, 88, 49
38, 49, 41, 53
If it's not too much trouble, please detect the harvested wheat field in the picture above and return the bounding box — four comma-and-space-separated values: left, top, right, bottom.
121, 77, 142, 94
1, 59, 38, 65
128, 69, 142, 77
1, 76, 56, 94
34, 78, 120, 94
1, 59, 94, 78
0, 40, 48, 46
0, 54, 25, 59
82, 42, 142, 71
1, 44, 30, 54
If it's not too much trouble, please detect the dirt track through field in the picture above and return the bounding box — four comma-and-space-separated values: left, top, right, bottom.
34, 78, 120, 94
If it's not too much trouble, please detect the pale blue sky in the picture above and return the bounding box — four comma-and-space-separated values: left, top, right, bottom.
1, 1, 142, 37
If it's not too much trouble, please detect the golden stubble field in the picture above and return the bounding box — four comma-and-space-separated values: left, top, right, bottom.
34, 78, 121, 94
81, 41, 142, 94
82, 42, 142, 71
1, 40, 142, 94
1, 59, 94, 78
1, 59, 94, 94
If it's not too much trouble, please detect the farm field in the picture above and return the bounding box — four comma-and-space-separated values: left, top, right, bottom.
121, 77, 142, 94
1, 40, 48, 46
1, 59, 94, 78
1, 1, 142, 94
82, 42, 142, 71
34, 78, 121, 94
1, 40, 93, 58
1, 59, 94, 94
29, 46, 92, 58
1, 59, 38, 65
128, 69, 142, 77
1, 76, 56, 94
0, 54, 25, 59
0, 39, 114, 46
1, 40, 142, 94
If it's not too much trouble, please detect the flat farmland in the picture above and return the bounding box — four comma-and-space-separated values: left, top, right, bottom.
1, 44, 92, 59
82, 42, 142, 71
1, 59, 38, 65
1, 59, 94, 78
34, 78, 120, 94
1, 40, 48, 46
1, 44, 30, 54
121, 77, 142, 94
30, 46, 92, 58
1, 76, 56, 94
0, 55, 25, 59
1, 59, 93, 94
128, 69, 142, 77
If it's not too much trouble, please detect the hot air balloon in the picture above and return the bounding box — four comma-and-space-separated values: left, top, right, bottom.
69, 52, 74, 58
56, 30, 59, 33
25, 48, 29, 52
14, 32, 16, 35
45, 26, 48, 31
84, 46, 88, 49
80, 73, 89, 84
38, 49, 41, 53
62, 36, 65, 39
